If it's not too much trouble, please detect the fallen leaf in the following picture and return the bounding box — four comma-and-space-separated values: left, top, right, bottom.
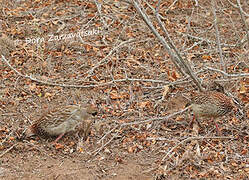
55, 143, 64, 150
239, 83, 246, 94
202, 55, 212, 60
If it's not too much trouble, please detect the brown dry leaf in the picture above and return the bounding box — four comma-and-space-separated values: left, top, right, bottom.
92, 47, 99, 52
239, 83, 246, 94
29, 83, 36, 91
85, 44, 92, 52
175, 116, 184, 121
241, 148, 248, 155
127, 146, 137, 153
78, 147, 84, 153
169, 71, 180, 81
139, 101, 150, 108
120, 92, 129, 99
110, 91, 119, 99
69, 141, 75, 147
202, 55, 212, 60
0, 127, 8, 132
9, 136, 15, 141
55, 143, 64, 150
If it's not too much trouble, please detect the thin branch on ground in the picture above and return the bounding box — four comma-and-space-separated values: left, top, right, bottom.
0, 144, 18, 158
97, 124, 119, 144
120, 107, 189, 126
82, 38, 136, 80
162, 136, 235, 161
227, 0, 249, 17
91, 126, 121, 157
179, 33, 237, 47
1, 55, 181, 88
2, 55, 211, 89
91, 107, 189, 156
164, 0, 180, 14
204, 66, 249, 77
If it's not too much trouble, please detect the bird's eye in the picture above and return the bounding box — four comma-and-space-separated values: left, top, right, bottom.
92, 112, 97, 116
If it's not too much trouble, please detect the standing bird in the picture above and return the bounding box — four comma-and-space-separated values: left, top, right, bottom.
188, 90, 236, 134
30, 104, 97, 142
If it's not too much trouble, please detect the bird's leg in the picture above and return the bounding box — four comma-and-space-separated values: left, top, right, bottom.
213, 118, 221, 135
188, 114, 195, 128
54, 133, 65, 143
189, 114, 202, 129
83, 121, 92, 140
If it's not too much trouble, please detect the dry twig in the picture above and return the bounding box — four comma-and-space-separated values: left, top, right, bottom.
162, 136, 235, 161
132, 0, 204, 91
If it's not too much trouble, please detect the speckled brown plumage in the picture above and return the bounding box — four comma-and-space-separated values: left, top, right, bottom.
189, 91, 236, 133
30, 104, 97, 142
191, 91, 235, 117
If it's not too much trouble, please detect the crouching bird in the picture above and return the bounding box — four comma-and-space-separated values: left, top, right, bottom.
29, 104, 97, 142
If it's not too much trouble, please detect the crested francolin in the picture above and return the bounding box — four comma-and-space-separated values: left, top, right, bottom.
188, 84, 236, 134
30, 104, 97, 142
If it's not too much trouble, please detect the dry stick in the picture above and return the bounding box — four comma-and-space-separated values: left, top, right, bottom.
1, 55, 106, 88
82, 38, 136, 80
162, 136, 235, 161
164, 0, 180, 14
237, 0, 249, 47
227, 0, 249, 17
0, 144, 18, 158
3, 56, 247, 91
179, 33, 237, 47
155, 0, 186, 76
0, 55, 171, 88
135, 0, 187, 75
97, 124, 119, 144
212, 0, 226, 73
204, 66, 249, 77
92, 108, 189, 156
132, 0, 204, 92
143, 0, 166, 20
91, 126, 121, 157
120, 107, 189, 126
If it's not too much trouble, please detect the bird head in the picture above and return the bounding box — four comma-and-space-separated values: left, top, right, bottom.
86, 105, 98, 116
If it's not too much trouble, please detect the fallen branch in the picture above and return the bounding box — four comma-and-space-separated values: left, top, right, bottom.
120, 107, 189, 126
2, 55, 179, 88
0, 144, 18, 158
162, 136, 235, 161
132, 0, 203, 91
82, 38, 136, 80
91, 126, 121, 157
204, 66, 249, 77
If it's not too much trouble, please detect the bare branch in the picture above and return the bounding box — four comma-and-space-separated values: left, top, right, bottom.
179, 33, 237, 47
0, 144, 18, 158
204, 66, 249, 77
227, 0, 249, 17
212, 0, 226, 72
236, 0, 249, 47
132, 0, 204, 91
120, 107, 189, 126
82, 38, 136, 80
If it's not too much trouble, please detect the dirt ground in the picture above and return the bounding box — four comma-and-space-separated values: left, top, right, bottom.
0, 0, 249, 179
